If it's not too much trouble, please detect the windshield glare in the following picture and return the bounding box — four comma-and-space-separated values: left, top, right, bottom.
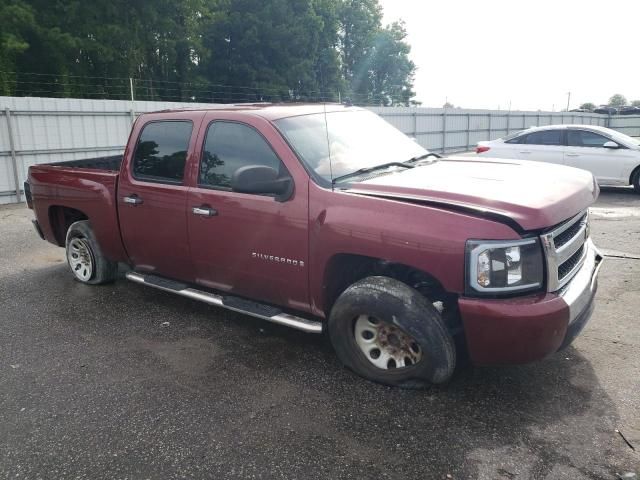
275, 110, 428, 182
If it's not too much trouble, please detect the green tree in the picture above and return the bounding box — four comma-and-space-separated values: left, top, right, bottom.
338, 0, 382, 98
3, 0, 417, 105
608, 94, 627, 107
579, 102, 595, 111
338, 1, 415, 105
0, 0, 35, 94
200, 0, 331, 102
366, 21, 415, 105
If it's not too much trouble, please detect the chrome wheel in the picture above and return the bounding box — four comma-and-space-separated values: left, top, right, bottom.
354, 315, 423, 370
67, 237, 94, 282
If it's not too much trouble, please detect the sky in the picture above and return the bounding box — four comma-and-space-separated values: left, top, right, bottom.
379, 0, 640, 111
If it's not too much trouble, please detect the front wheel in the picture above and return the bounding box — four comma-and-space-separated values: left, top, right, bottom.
328, 276, 456, 388
632, 169, 640, 194
65, 220, 117, 284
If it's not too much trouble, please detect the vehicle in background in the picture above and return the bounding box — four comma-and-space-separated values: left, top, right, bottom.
594, 106, 618, 115
26, 105, 602, 388
619, 106, 640, 115
476, 125, 640, 192
569, 108, 590, 113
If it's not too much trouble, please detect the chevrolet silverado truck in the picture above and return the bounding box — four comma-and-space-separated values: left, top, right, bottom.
25, 104, 603, 387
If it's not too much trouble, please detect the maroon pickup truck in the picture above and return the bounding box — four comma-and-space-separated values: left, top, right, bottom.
26, 104, 603, 387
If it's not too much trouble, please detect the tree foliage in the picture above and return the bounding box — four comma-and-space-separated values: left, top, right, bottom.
579, 102, 595, 111
0, 0, 416, 105
608, 94, 627, 107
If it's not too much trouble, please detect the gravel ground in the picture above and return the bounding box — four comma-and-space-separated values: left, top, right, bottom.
0, 189, 639, 480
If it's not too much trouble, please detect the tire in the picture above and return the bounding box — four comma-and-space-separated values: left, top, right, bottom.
328, 276, 456, 388
65, 220, 117, 285
632, 169, 640, 194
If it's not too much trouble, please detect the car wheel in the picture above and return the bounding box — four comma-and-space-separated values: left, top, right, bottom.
65, 220, 117, 284
632, 169, 640, 194
328, 276, 456, 388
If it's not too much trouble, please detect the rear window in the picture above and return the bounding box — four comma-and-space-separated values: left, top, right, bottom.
132, 121, 193, 183
504, 130, 526, 143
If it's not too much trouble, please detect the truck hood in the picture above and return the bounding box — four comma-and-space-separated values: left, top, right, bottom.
347, 157, 598, 232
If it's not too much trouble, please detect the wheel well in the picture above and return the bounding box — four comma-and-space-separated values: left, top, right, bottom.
48, 206, 88, 246
322, 254, 460, 331
630, 165, 640, 185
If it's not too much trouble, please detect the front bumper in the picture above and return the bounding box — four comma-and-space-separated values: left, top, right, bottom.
459, 239, 603, 365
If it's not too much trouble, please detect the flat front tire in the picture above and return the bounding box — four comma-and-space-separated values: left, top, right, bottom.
65, 220, 117, 285
328, 276, 456, 388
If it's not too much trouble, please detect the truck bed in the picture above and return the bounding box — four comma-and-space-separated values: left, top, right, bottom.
48, 154, 123, 171
27, 158, 128, 262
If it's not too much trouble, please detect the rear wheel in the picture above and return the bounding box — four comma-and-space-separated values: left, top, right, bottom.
65, 220, 117, 284
328, 276, 456, 388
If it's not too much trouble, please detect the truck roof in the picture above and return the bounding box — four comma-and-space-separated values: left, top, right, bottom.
149, 103, 360, 121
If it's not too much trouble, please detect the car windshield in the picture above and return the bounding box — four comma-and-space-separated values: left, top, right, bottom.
275, 110, 428, 182
609, 129, 640, 147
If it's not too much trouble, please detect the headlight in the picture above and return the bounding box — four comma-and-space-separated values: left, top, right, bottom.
466, 238, 544, 295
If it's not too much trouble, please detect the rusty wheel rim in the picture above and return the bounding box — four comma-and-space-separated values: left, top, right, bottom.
354, 315, 422, 370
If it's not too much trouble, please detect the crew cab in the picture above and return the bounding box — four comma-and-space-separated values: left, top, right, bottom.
26, 104, 603, 387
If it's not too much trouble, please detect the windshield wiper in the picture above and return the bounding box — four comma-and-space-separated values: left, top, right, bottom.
332, 162, 413, 185
403, 152, 441, 165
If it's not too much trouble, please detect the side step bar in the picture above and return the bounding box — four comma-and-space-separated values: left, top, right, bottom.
125, 272, 323, 334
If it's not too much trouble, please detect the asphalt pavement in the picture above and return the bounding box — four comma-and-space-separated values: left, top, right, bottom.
0, 188, 639, 479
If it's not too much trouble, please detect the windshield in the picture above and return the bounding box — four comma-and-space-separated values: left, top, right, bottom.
275, 110, 428, 182
609, 129, 640, 147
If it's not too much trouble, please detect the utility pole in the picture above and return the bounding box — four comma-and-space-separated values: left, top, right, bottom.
129, 78, 135, 125
566, 91, 571, 112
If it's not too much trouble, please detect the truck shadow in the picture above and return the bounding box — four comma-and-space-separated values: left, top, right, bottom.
2, 264, 634, 479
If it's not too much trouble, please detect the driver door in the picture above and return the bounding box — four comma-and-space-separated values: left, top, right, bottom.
564, 129, 627, 184
186, 115, 310, 311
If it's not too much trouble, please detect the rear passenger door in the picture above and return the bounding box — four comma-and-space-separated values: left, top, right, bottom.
517, 129, 566, 165
564, 129, 626, 184
118, 115, 201, 281
186, 115, 309, 310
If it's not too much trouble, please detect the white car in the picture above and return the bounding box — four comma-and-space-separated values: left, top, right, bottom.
476, 125, 640, 193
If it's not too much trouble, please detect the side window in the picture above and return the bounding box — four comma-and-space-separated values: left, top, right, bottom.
133, 121, 193, 183
525, 130, 563, 146
199, 122, 282, 190
567, 130, 612, 148
505, 135, 524, 144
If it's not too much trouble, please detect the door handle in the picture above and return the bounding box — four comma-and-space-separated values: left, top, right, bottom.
566, 153, 579, 157
519, 150, 532, 154
123, 194, 143, 205
192, 206, 218, 217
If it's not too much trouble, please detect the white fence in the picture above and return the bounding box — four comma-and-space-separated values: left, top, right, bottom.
0, 96, 637, 204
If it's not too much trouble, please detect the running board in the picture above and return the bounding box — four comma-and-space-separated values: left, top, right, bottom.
125, 272, 323, 334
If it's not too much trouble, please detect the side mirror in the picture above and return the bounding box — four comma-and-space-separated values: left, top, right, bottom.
231, 165, 293, 201
602, 141, 619, 149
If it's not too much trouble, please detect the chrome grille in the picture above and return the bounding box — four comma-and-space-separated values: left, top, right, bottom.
553, 213, 587, 249
541, 210, 589, 292
558, 245, 585, 280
